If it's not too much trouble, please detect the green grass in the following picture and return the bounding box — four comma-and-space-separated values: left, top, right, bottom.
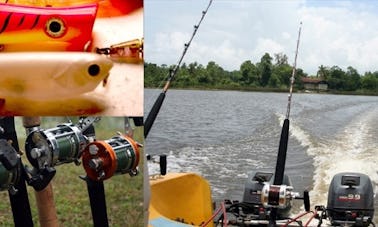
0, 117, 144, 226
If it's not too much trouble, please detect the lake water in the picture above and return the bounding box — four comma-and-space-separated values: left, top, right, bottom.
145, 89, 378, 218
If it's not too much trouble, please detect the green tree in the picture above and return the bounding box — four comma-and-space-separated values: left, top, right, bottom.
240, 60, 258, 86
205, 61, 226, 86
295, 68, 307, 89
274, 53, 289, 66
144, 63, 169, 87
144, 58, 377, 94
268, 73, 280, 87
344, 66, 361, 91
272, 54, 292, 88
317, 65, 330, 80
361, 72, 378, 91
328, 66, 345, 90
175, 63, 193, 87
259, 53, 273, 87
188, 62, 205, 86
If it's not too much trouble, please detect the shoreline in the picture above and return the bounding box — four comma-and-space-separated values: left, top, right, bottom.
145, 86, 378, 96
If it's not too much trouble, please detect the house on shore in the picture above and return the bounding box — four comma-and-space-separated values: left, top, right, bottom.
301, 77, 328, 91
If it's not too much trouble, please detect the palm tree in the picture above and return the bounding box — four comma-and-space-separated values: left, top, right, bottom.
317, 65, 328, 80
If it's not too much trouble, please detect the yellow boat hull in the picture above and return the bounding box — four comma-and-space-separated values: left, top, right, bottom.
149, 173, 214, 227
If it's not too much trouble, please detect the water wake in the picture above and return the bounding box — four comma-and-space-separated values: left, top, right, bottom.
287, 107, 378, 218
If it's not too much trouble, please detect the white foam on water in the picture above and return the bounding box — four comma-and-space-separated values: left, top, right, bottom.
148, 140, 266, 200
306, 108, 378, 211
279, 107, 378, 222
276, 113, 313, 149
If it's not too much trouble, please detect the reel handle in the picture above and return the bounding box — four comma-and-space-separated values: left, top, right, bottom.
24, 166, 56, 191
293, 190, 310, 212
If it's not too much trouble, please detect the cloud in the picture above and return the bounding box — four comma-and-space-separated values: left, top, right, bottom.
145, 0, 378, 75
298, 3, 378, 74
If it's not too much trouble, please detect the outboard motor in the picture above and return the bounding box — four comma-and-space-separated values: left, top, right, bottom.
327, 172, 375, 226
242, 171, 294, 219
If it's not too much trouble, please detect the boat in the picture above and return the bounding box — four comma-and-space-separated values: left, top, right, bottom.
149, 172, 213, 227
147, 166, 376, 226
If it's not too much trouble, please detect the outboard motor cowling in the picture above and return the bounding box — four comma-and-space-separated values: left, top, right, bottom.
327, 172, 374, 226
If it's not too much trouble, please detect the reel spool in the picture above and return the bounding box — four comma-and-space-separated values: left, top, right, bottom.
261, 184, 296, 209
82, 135, 140, 181
0, 139, 21, 194
25, 123, 88, 169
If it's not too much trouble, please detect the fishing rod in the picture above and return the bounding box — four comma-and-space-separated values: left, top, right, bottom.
23, 117, 59, 227
80, 119, 109, 227
268, 22, 302, 226
144, 0, 213, 138
0, 117, 33, 227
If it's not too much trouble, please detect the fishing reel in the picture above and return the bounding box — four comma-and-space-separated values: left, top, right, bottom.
261, 183, 310, 211
25, 123, 88, 169
81, 134, 141, 181
261, 184, 297, 209
0, 139, 21, 194
24, 120, 94, 191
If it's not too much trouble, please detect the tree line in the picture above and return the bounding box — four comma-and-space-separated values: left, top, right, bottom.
145, 52, 378, 94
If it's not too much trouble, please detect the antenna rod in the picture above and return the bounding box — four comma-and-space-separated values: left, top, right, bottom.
270, 22, 302, 226
144, 0, 213, 138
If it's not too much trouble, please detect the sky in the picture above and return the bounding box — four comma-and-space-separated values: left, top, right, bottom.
144, 0, 378, 76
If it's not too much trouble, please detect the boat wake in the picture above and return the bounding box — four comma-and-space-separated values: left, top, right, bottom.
286, 106, 378, 221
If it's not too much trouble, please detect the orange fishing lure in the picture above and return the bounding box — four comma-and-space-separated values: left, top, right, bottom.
0, 3, 98, 51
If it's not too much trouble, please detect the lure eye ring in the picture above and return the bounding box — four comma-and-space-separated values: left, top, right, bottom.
45, 17, 66, 38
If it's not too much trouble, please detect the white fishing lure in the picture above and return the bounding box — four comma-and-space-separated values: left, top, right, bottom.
0, 52, 113, 100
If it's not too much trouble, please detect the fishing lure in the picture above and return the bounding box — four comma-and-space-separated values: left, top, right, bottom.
0, 52, 113, 99
2, 0, 143, 18
0, 3, 98, 51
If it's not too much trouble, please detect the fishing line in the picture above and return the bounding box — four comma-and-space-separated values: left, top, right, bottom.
144, 0, 213, 138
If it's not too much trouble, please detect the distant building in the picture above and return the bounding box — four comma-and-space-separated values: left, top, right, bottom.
301, 77, 328, 91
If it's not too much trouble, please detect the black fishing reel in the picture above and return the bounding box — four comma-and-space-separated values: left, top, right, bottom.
25, 123, 88, 169
81, 134, 141, 181
0, 139, 21, 194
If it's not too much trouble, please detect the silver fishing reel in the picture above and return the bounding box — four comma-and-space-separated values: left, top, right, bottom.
25, 123, 88, 169
81, 134, 141, 181
261, 184, 300, 209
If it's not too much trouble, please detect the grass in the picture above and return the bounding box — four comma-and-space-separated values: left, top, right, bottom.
0, 117, 144, 226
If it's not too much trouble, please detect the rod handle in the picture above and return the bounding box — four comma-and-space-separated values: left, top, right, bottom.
35, 183, 59, 227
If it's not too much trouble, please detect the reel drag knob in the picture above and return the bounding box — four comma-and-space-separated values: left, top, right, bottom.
82, 135, 140, 181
